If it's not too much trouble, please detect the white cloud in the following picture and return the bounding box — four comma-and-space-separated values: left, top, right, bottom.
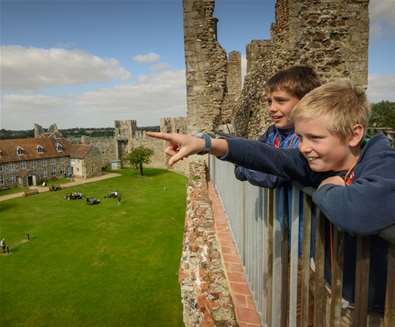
370, 0, 395, 38
0, 46, 131, 91
1, 69, 186, 129
131, 52, 161, 63
151, 63, 172, 71
367, 74, 395, 102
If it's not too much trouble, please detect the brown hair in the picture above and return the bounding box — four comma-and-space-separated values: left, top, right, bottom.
265, 66, 321, 99
291, 79, 371, 140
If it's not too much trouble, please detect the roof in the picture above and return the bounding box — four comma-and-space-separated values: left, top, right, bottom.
68, 143, 93, 159
0, 136, 92, 163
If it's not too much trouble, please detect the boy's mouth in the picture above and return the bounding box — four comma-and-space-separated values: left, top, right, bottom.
306, 156, 318, 162
271, 115, 283, 121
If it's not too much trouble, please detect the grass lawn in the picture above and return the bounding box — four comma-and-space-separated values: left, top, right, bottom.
46, 177, 71, 186
0, 168, 187, 327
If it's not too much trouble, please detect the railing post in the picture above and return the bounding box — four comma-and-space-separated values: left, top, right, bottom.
300, 194, 312, 327
352, 236, 370, 327
241, 181, 246, 264
330, 228, 344, 327
261, 187, 268, 325
384, 243, 395, 327
314, 210, 326, 327
267, 188, 274, 327
272, 188, 288, 327
281, 189, 290, 327
289, 188, 300, 327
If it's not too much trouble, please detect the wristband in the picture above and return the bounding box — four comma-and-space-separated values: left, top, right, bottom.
195, 132, 212, 154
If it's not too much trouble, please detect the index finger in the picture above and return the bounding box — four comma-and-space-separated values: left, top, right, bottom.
146, 131, 172, 141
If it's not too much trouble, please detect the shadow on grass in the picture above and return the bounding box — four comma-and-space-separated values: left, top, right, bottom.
0, 202, 16, 213
126, 168, 169, 177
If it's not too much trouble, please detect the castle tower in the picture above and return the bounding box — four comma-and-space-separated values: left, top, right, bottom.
221, 51, 242, 124
33, 123, 44, 138
233, 0, 369, 137
114, 120, 138, 162
183, 0, 227, 134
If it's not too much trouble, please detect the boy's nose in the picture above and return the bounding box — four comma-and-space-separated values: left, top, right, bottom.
269, 103, 277, 112
299, 142, 312, 154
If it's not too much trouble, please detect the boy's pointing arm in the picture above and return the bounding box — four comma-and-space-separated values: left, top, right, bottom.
147, 132, 309, 182
146, 132, 229, 166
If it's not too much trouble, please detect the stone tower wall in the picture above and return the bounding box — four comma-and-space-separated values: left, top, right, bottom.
221, 51, 242, 124
160, 117, 188, 134
234, 40, 274, 137
159, 117, 189, 174
183, 0, 227, 133
80, 136, 116, 168
234, 0, 369, 138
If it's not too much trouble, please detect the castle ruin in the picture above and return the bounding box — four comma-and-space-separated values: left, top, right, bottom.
181, 0, 369, 325
184, 0, 368, 138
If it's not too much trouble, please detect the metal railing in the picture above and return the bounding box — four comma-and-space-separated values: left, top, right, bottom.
209, 155, 395, 327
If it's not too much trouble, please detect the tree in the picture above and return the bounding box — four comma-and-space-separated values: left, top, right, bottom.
369, 101, 395, 130
126, 146, 154, 176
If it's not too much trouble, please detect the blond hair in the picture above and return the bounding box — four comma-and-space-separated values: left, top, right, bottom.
265, 66, 321, 99
291, 79, 370, 140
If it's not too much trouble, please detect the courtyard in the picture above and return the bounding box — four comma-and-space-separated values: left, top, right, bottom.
0, 168, 186, 327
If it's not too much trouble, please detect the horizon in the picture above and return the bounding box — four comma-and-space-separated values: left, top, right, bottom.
1, 0, 394, 130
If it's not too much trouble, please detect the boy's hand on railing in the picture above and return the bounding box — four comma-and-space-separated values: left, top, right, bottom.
318, 176, 345, 188
146, 132, 205, 166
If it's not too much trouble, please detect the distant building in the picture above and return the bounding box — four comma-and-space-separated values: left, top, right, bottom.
0, 135, 102, 188
69, 143, 102, 179
0, 136, 71, 187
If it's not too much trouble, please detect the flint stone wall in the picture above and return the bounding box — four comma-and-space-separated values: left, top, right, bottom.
234, 0, 369, 138
180, 160, 237, 327
184, 0, 227, 134
80, 136, 116, 169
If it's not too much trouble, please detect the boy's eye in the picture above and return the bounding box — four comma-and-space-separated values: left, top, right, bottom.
311, 135, 325, 141
267, 99, 272, 105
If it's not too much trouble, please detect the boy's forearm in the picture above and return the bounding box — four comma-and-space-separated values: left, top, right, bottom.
210, 138, 228, 157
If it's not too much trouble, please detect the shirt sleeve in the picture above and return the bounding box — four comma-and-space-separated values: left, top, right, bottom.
312, 155, 395, 235
234, 165, 291, 188
221, 136, 312, 183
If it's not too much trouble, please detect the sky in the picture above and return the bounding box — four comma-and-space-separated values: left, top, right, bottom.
1, 0, 394, 130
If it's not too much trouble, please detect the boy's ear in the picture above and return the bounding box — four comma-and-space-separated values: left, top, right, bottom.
348, 124, 365, 147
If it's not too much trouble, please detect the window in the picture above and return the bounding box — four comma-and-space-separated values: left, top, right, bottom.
10, 176, 16, 184
51, 167, 57, 176
21, 161, 27, 169
16, 146, 24, 156
37, 145, 44, 153
0, 165, 2, 172
56, 143, 64, 152
0, 175, 3, 185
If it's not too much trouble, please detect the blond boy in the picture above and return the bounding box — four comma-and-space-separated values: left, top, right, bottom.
148, 79, 395, 315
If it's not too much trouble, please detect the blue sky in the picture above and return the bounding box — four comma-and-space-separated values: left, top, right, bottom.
1, 0, 394, 129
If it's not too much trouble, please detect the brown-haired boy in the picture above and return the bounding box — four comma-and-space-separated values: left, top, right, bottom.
235, 65, 321, 188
